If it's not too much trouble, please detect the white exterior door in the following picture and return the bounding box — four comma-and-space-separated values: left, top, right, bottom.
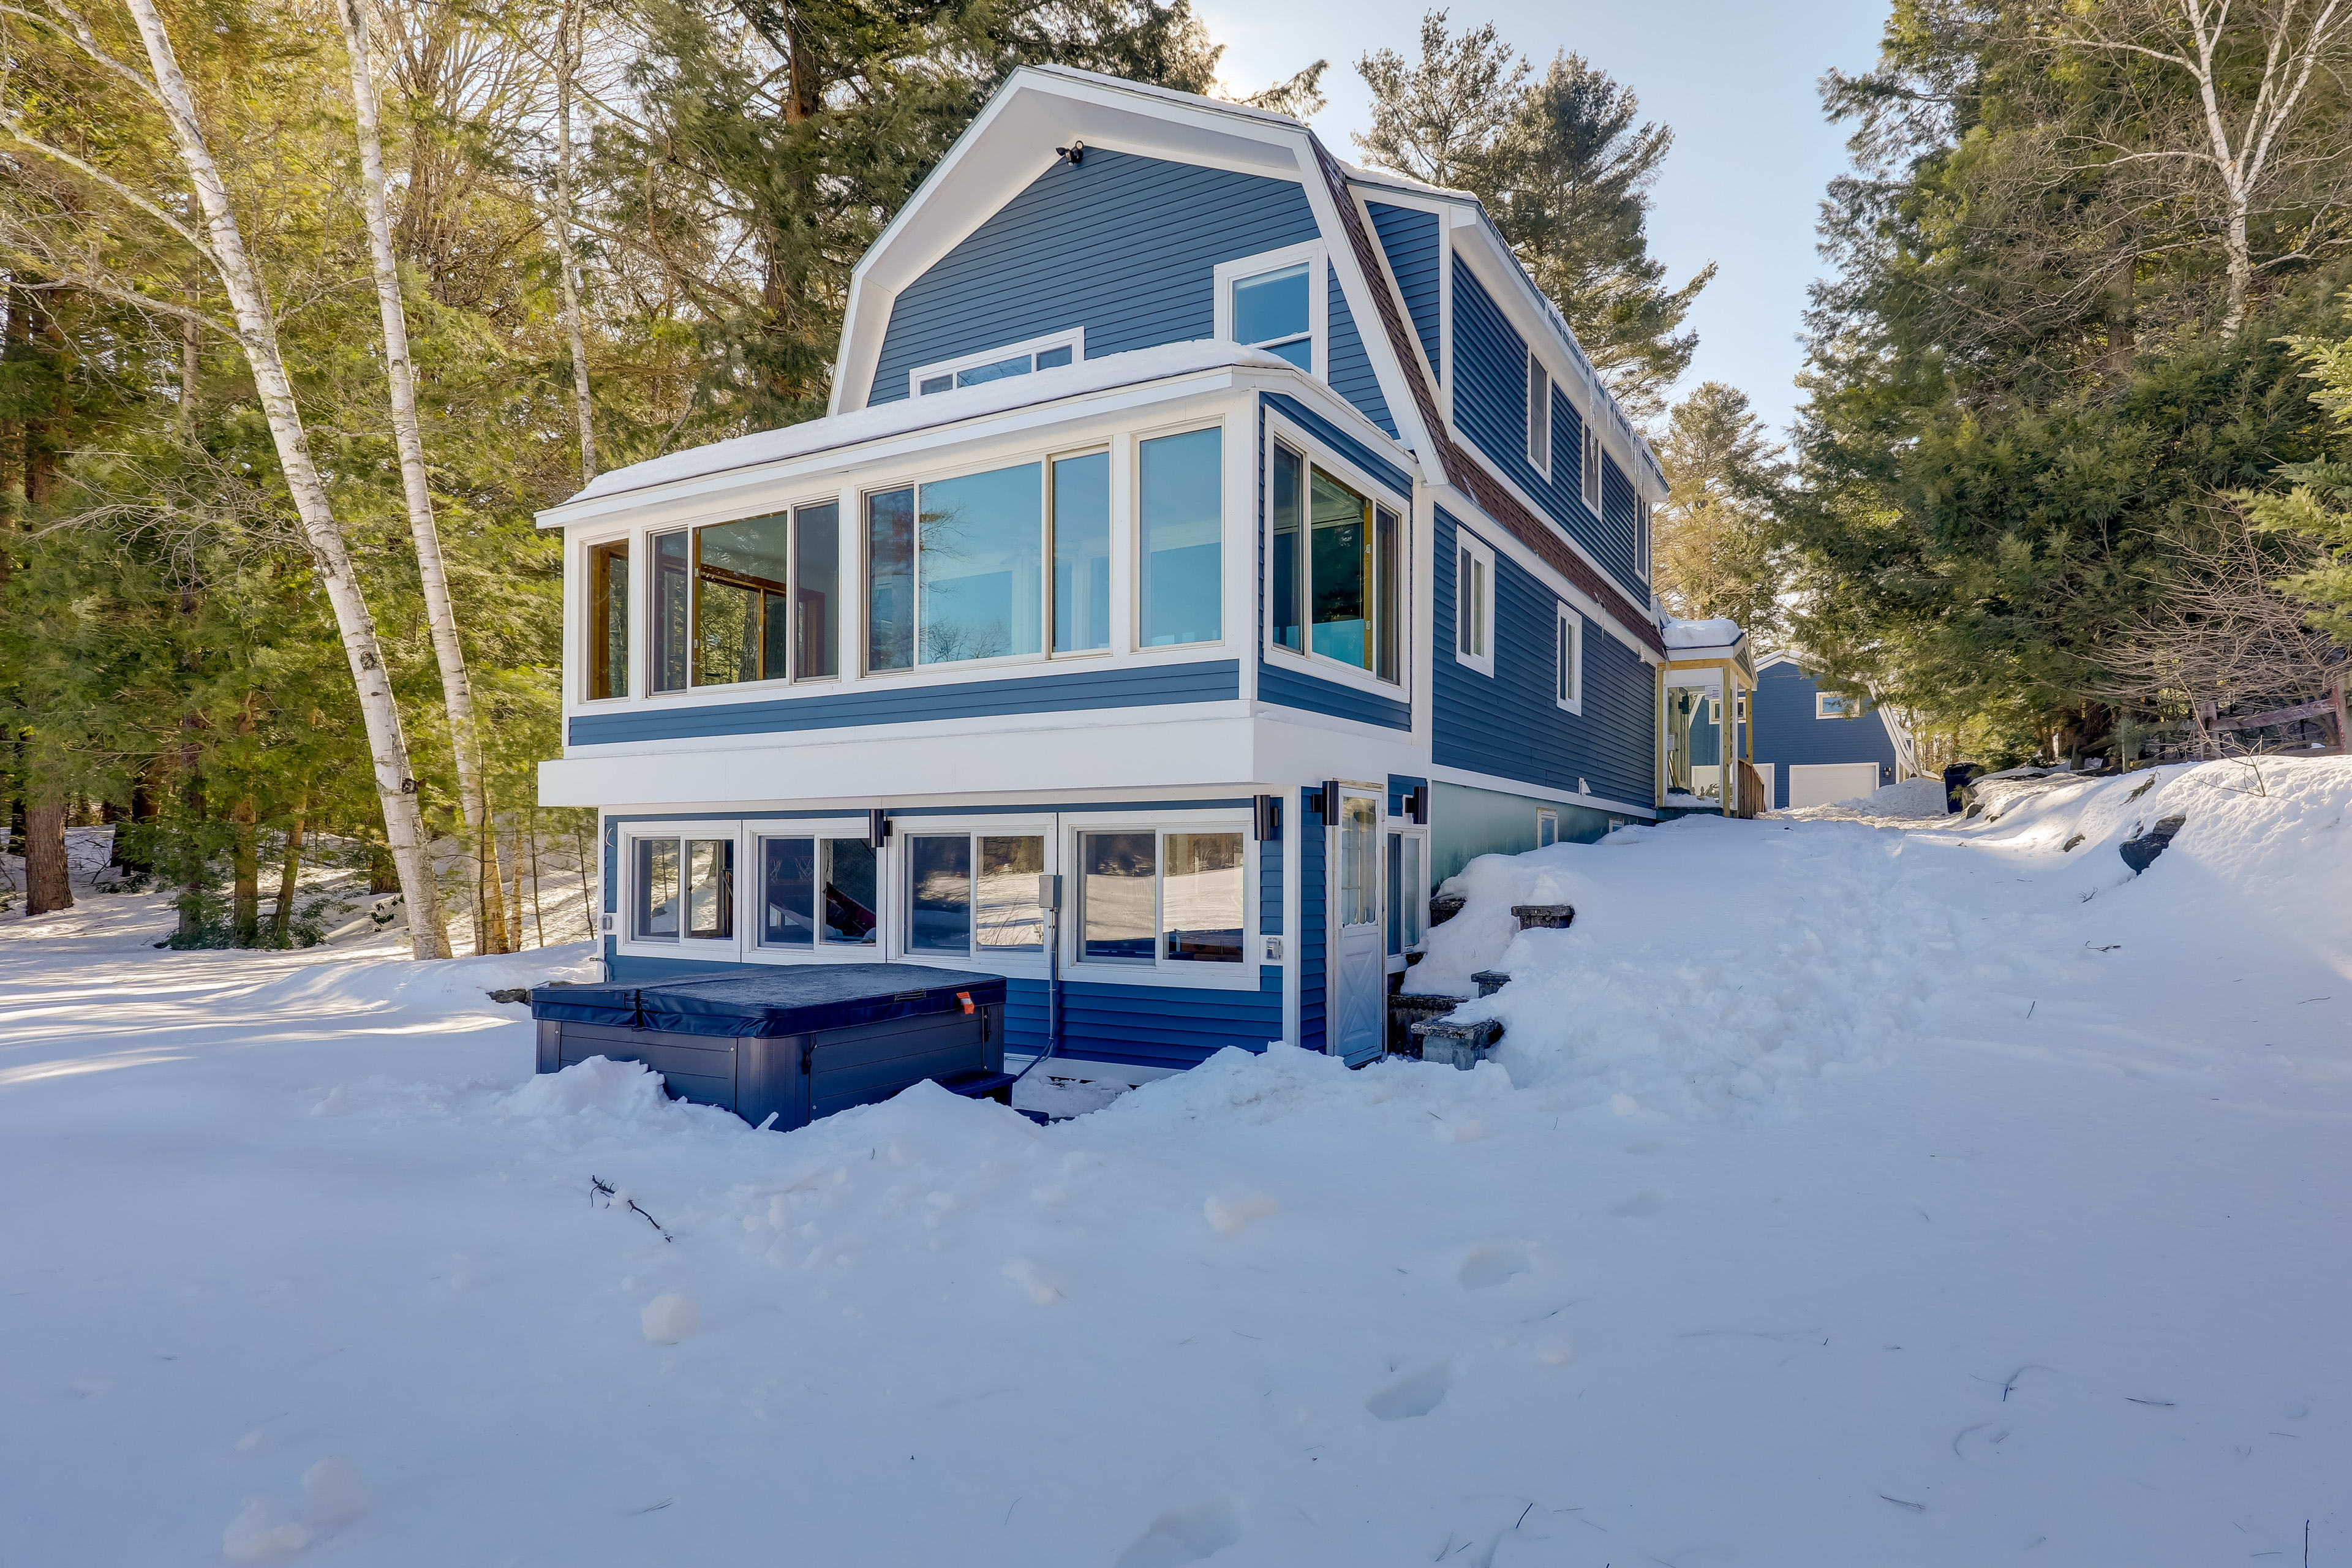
1331, 789, 1385, 1066
1786, 762, 1881, 809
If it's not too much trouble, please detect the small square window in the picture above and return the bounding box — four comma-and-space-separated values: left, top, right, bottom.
1232, 262, 1312, 369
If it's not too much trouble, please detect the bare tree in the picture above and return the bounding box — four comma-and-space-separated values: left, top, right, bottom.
3, 0, 448, 957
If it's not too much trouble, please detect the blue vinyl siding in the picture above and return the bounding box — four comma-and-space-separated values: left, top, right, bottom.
1753, 660, 1898, 808
868, 148, 1317, 405
1447, 260, 1645, 601
1387, 774, 1427, 817
1432, 508, 1654, 809
1259, 815, 1283, 937
1057, 969, 1284, 1072
1298, 786, 1326, 1055
1325, 265, 1396, 436
1256, 663, 1411, 729
570, 659, 1239, 746
1367, 202, 1441, 373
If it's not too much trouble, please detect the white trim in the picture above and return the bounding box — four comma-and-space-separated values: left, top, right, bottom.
1535, 807, 1558, 848
612, 819, 753, 962
1213, 241, 1327, 378
736, 819, 896, 963
1452, 528, 1494, 678
1065, 810, 1261, 990
1259, 410, 1412, 705
1555, 603, 1584, 715
908, 329, 1085, 399
892, 816, 1057, 971
1425, 759, 1659, 821
1580, 421, 1603, 516
1815, 690, 1860, 720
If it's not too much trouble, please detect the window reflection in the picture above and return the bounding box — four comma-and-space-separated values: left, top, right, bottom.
1163, 832, 1243, 963
919, 462, 1042, 664
633, 839, 679, 940
1081, 831, 1156, 961
760, 837, 816, 948
976, 836, 1045, 950
1139, 429, 1221, 647
821, 839, 878, 945
908, 835, 973, 954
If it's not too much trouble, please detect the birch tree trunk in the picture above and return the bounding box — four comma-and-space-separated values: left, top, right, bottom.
122, 0, 446, 957
335, 0, 510, 954
554, 0, 597, 483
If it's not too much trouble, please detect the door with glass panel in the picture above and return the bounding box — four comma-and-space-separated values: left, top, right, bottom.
1330, 789, 1385, 1066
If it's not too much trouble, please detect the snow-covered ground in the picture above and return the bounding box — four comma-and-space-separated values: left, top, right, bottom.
4, 760, 2347, 1566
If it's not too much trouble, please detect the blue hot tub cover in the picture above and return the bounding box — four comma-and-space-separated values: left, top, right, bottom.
532, 963, 1006, 1039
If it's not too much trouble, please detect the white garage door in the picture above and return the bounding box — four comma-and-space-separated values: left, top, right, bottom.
1787, 762, 1882, 809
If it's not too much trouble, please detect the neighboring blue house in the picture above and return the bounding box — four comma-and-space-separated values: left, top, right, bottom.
535, 67, 1671, 1086
1749, 657, 1909, 809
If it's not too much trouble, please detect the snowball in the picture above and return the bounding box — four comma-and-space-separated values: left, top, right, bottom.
222, 1498, 309, 1562
301, 1455, 370, 1531
1002, 1259, 1066, 1305
640, 1292, 701, 1344
1204, 1191, 1280, 1237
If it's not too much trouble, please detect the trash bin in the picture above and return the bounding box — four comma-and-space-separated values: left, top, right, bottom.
1942, 762, 1985, 815
531, 963, 1009, 1130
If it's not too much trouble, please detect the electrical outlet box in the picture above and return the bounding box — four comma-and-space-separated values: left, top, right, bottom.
1263, 935, 1283, 961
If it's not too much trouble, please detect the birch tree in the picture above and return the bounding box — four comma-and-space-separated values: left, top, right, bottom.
552, 0, 595, 482
2, 0, 448, 956
335, 0, 509, 952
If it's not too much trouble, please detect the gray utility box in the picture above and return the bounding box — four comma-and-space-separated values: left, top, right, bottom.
530, 963, 1007, 1131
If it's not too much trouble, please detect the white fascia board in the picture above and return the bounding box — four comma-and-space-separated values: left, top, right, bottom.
1425, 759, 1659, 821
538, 359, 1251, 533
831, 68, 1313, 417
1295, 166, 1450, 480
1428, 480, 1657, 663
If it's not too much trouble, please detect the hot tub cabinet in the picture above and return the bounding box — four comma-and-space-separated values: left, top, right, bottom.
532, 963, 1008, 1131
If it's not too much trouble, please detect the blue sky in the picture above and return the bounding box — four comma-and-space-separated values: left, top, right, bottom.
1204, 0, 1892, 440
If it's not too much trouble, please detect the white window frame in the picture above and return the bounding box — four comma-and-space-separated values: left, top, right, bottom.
578, 529, 636, 704
894, 817, 1058, 974
1580, 421, 1603, 515
1555, 602, 1583, 714
1635, 492, 1653, 582
861, 451, 1065, 680
907, 328, 1085, 399
1453, 528, 1495, 679
613, 818, 747, 962
1213, 241, 1327, 377
1065, 811, 1260, 990
1536, 808, 1558, 848
1526, 352, 1551, 479
739, 819, 894, 965
1817, 690, 1858, 720
1130, 418, 1229, 654
1260, 414, 1411, 702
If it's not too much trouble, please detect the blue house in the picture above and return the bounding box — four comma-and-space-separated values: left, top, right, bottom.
1749, 657, 1912, 809
535, 66, 1672, 1088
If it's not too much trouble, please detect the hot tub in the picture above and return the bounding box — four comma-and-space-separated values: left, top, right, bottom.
530, 963, 1009, 1131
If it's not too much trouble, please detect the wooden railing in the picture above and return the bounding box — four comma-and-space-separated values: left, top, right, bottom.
1734, 760, 1766, 820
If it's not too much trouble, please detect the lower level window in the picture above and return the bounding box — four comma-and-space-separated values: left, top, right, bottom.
633, 835, 733, 941
1079, 828, 1245, 965
907, 833, 1046, 956
1536, 809, 1558, 848
756, 834, 877, 948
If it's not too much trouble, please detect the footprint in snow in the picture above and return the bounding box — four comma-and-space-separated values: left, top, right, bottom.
1114, 1498, 1242, 1567
1365, 1363, 1451, 1421
1457, 1241, 1531, 1290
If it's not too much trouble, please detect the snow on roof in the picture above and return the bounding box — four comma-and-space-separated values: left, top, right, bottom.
556, 340, 1295, 513
1663, 617, 1745, 650
1330, 156, 1476, 203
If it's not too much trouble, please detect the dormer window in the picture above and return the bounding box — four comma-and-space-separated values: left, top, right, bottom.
908, 332, 1080, 398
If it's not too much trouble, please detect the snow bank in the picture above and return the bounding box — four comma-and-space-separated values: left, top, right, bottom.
1785, 775, 1949, 819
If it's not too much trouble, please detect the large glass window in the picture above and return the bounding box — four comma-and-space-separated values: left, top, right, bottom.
920, 462, 1042, 664
1270, 443, 1401, 684
693, 513, 790, 685
586, 539, 629, 700
866, 487, 916, 672
1052, 451, 1110, 653
1232, 263, 1311, 370
631, 835, 731, 942
1138, 428, 1222, 647
821, 839, 878, 945
652, 530, 690, 693
1079, 827, 1243, 967
759, 837, 817, 947
794, 502, 839, 680
756, 834, 878, 948
903, 832, 1045, 957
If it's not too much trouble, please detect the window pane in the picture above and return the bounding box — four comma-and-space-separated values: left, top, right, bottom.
821, 839, 878, 945
693, 515, 788, 687
1375, 506, 1400, 684
866, 488, 914, 672
760, 837, 816, 947
587, 540, 628, 700
1035, 344, 1073, 370
1080, 831, 1156, 961
1052, 452, 1110, 654
1261, 338, 1311, 371
976, 835, 1044, 950
1139, 428, 1222, 647
1164, 832, 1244, 962
794, 503, 839, 680
652, 531, 690, 693
1457, 547, 1472, 656
956, 354, 1031, 388
633, 838, 679, 940
695, 576, 759, 685
1309, 467, 1370, 668
920, 462, 1042, 664
1401, 835, 1423, 948
1473, 557, 1489, 657
685, 839, 734, 940
1270, 443, 1303, 652
1338, 799, 1376, 927
919, 374, 953, 394
1233, 263, 1310, 348
1386, 832, 1403, 956
1527, 358, 1549, 467
907, 835, 973, 954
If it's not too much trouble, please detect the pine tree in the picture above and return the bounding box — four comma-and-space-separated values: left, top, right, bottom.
1654, 383, 1787, 642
